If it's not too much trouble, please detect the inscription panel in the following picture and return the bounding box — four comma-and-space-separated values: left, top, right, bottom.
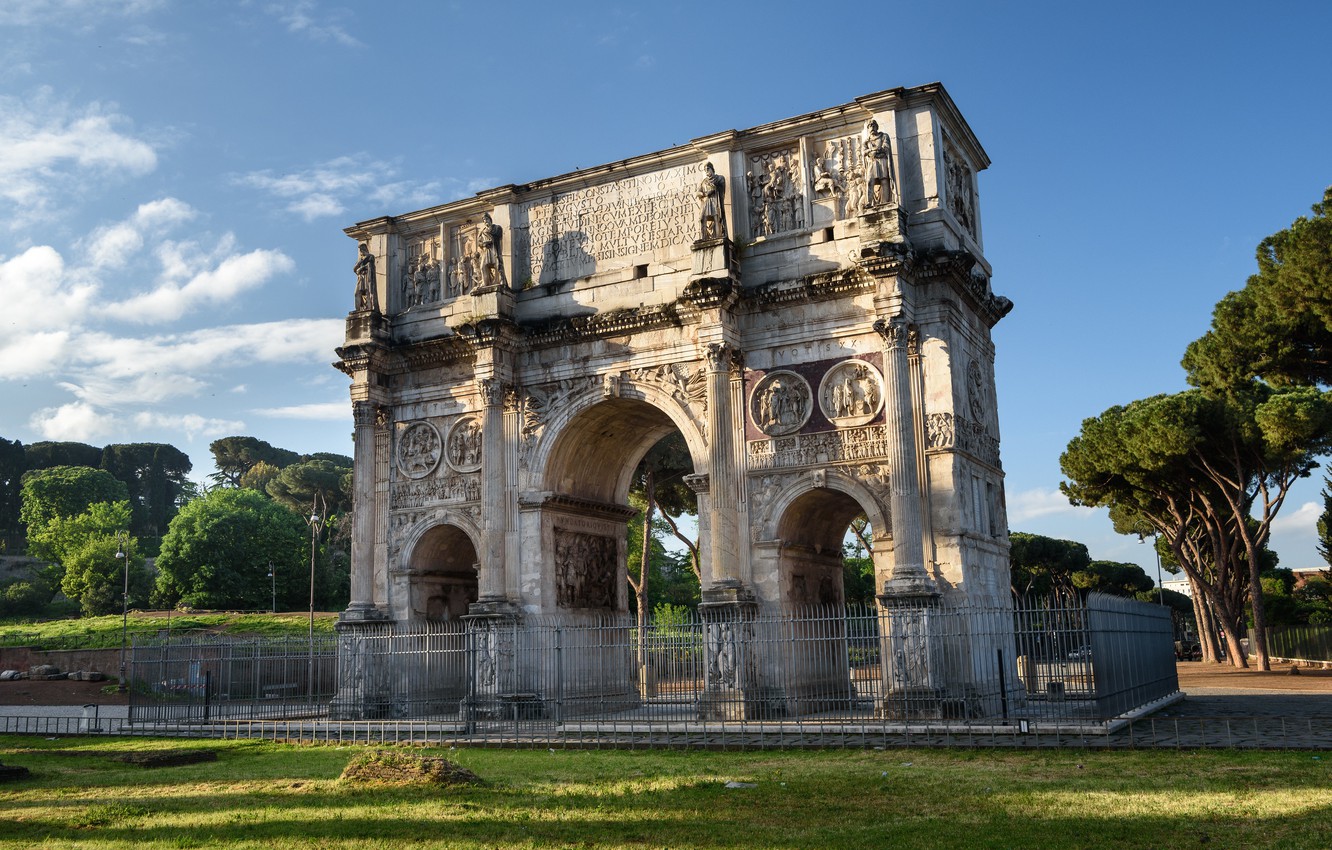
515, 165, 699, 285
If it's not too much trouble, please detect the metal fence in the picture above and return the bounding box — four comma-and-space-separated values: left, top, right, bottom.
127, 633, 338, 722
119, 593, 1176, 738
1251, 625, 1332, 665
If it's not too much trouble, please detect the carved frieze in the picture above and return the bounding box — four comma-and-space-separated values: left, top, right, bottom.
390, 471, 482, 509
746, 146, 804, 239
400, 234, 441, 310
818, 360, 884, 427
518, 376, 601, 465
554, 528, 618, 610
748, 424, 890, 471
943, 135, 977, 238
396, 421, 442, 479
809, 132, 867, 220
967, 359, 986, 421
750, 370, 812, 437
924, 411, 1000, 468
748, 471, 800, 542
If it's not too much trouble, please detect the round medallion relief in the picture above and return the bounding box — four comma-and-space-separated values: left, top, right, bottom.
750, 370, 813, 437
397, 421, 441, 479
445, 415, 483, 472
818, 360, 885, 427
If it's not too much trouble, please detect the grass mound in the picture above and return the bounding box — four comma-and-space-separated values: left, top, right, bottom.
340, 749, 480, 786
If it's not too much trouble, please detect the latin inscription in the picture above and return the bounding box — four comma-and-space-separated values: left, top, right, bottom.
517, 165, 699, 284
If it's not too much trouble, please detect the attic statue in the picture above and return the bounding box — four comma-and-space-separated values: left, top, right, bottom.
353, 242, 378, 313
697, 162, 726, 240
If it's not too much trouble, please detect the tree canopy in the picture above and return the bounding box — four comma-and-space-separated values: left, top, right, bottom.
208, 436, 302, 488
155, 488, 311, 610
99, 442, 193, 539
1008, 532, 1091, 598
20, 465, 129, 554
1184, 187, 1332, 391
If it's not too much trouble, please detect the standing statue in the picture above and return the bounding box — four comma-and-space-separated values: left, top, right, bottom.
353, 242, 378, 313
862, 119, 896, 208
475, 213, 506, 289
696, 161, 726, 240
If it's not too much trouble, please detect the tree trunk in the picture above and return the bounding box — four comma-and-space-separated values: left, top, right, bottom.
636, 470, 655, 698
1244, 539, 1272, 671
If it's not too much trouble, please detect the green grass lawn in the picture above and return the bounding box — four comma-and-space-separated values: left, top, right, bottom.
0, 611, 340, 650
2, 736, 1330, 849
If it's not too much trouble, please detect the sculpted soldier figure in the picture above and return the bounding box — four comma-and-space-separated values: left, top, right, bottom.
696, 161, 726, 240
353, 242, 378, 313
475, 213, 506, 288
862, 119, 895, 207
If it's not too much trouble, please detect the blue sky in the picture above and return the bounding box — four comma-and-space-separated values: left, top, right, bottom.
2, 1, 1330, 573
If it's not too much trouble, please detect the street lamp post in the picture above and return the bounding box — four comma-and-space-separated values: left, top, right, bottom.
305, 494, 326, 704
268, 561, 276, 614
115, 532, 130, 692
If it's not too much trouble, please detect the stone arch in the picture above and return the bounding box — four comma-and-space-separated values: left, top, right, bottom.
401, 518, 481, 622
760, 470, 892, 609
529, 380, 707, 504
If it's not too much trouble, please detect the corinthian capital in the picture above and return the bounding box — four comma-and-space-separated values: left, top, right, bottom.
873, 318, 910, 351
705, 342, 743, 373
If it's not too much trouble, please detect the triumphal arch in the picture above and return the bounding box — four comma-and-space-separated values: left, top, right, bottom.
332, 83, 1014, 720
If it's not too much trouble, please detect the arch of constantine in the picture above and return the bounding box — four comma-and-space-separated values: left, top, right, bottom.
331, 82, 1016, 721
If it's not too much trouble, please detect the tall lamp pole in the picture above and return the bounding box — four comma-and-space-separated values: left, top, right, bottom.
116, 532, 130, 692
268, 561, 276, 614
305, 494, 326, 703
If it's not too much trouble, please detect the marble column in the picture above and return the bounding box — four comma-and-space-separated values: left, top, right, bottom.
343, 401, 381, 620
704, 342, 741, 587
477, 377, 507, 603
873, 318, 934, 597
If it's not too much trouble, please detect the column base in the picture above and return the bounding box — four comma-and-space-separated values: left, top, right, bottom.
328, 617, 392, 721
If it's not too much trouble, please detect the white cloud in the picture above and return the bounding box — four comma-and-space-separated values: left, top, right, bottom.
0, 89, 157, 222
0, 0, 165, 28
29, 401, 119, 442
0, 331, 71, 380
238, 154, 443, 220
82, 197, 196, 271
133, 411, 247, 441
1006, 487, 1090, 524
1272, 501, 1322, 536
103, 245, 295, 323
0, 245, 97, 335
253, 402, 349, 421
265, 0, 362, 47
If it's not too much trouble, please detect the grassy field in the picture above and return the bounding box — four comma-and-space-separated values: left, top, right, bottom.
2, 736, 1330, 849
0, 611, 340, 650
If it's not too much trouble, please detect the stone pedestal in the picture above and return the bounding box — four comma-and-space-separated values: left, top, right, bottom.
858, 204, 908, 253
461, 605, 529, 722
470, 283, 515, 320
328, 618, 391, 721
876, 591, 944, 720
690, 237, 739, 280
696, 584, 783, 720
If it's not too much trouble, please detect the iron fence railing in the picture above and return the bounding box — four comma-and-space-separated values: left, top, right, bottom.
127, 633, 338, 722
119, 594, 1177, 736
1251, 625, 1332, 664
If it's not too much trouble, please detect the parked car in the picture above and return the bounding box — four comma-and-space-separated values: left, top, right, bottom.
1066, 646, 1093, 660
1175, 641, 1202, 661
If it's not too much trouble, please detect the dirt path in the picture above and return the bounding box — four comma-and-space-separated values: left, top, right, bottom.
1175, 659, 1332, 693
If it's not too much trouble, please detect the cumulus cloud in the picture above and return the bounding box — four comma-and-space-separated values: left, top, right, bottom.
29, 401, 120, 442
0, 89, 157, 222
238, 154, 443, 220
82, 197, 196, 271
1272, 501, 1322, 536
253, 402, 350, 421
0, 245, 97, 336
1005, 487, 1090, 525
